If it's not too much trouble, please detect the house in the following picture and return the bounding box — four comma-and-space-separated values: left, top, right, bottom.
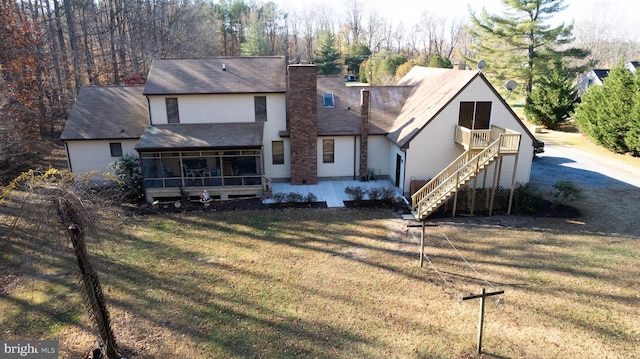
61, 56, 539, 219
60, 85, 148, 175
576, 69, 610, 96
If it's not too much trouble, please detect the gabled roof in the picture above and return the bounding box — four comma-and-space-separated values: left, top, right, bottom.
388, 67, 479, 148
316, 76, 411, 136
135, 123, 264, 151
592, 69, 610, 81
143, 57, 287, 95
60, 86, 148, 140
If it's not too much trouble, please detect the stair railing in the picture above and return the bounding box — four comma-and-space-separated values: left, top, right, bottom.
412, 138, 502, 219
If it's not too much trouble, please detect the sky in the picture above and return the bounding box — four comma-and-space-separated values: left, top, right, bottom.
273, 0, 637, 38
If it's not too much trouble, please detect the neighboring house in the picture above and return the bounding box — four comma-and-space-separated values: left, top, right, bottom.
61, 56, 538, 219
576, 69, 610, 96
625, 61, 639, 75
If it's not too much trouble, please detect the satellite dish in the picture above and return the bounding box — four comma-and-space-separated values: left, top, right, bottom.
504, 80, 517, 91
477, 60, 486, 70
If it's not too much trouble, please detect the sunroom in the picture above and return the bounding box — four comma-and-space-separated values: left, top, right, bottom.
135, 123, 271, 202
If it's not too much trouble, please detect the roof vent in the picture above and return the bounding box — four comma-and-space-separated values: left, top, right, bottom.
222, 63, 226, 71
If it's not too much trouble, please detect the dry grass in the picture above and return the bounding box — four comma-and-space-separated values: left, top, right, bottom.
1, 201, 639, 358
2, 133, 640, 358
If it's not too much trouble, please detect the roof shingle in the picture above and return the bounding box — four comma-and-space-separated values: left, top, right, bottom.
60, 86, 148, 140
135, 123, 264, 151
144, 57, 287, 95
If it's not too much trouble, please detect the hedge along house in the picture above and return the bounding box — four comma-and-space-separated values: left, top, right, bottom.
61, 57, 539, 219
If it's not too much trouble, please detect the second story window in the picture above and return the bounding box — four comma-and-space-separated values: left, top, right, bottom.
458, 101, 491, 130
255, 96, 267, 121
166, 98, 180, 123
323, 93, 335, 108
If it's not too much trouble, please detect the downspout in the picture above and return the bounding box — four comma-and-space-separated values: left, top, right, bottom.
353, 136, 357, 180
64, 141, 73, 172
359, 88, 370, 181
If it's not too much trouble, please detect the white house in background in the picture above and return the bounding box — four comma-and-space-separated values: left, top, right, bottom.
576, 69, 610, 96
61, 56, 540, 219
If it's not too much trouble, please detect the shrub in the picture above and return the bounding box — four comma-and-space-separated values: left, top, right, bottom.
272, 192, 286, 204
286, 192, 304, 203
367, 187, 382, 201
378, 187, 396, 202
109, 153, 144, 202
513, 182, 542, 214
550, 181, 584, 204
344, 186, 366, 201
305, 192, 318, 203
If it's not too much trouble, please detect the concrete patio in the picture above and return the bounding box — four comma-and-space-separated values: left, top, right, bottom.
265, 179, 404, 208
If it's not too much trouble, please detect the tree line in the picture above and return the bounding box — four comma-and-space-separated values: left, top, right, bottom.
1, 0, 639, 177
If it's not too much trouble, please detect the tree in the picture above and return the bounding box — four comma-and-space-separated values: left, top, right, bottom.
627, 76, 640, 156
241, 19, 269, 56
574, 61, 636, 153
525, 57, 576, 129
428, 54, 453, 68
314, 28, 341, 75
2, 170, 120, 358
0, 0, 47, 177
466, 0, 588, 102
344, 42, 370, 77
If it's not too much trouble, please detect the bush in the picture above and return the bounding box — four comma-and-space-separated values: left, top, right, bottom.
109, 154, 144, 202
550, 181, 584, 204
367, 187, 382, 201
286, 192, 304, 203
513, 182, 542, 214
378, 187, 396, 202
272, 193, 286, 204
305, 192, 318, 203
344, 186, 366, 201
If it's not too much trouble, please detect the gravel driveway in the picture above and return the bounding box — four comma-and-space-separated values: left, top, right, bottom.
530, 139, 640, 190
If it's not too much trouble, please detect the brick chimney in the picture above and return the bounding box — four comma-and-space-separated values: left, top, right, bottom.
287, 64, 318, 185
359, 88, 370, 181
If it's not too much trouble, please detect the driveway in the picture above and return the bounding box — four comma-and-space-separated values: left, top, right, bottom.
530, 135, 640, 190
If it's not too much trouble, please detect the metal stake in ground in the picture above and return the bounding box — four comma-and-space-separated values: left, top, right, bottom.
462, 288, 504, 355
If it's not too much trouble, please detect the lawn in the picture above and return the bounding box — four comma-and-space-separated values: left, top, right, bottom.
1, 194, 639, 358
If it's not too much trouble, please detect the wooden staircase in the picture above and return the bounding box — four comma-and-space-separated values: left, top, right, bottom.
411, 130, 521, 221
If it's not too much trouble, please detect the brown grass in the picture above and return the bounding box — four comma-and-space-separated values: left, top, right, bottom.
1, 133, 640, 358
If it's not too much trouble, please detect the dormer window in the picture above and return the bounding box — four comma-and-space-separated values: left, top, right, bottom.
323, 93, 335, 108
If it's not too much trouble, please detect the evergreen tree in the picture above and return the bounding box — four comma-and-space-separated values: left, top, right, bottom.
428, 54, 453, 68
525, 57, 576, 129
575, 61, 636, 153
626, 76, 640, 156
241, 20, 269, 56
466, 0, 588, 102
314, 29, 341, 75
344, 43, 370, 78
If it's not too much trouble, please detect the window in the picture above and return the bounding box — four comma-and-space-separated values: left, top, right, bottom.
166, 98, 180, 123
110, 142, 123, 157
255, 96, 267, 121
323, 139, 334, 163
272, 141, 284, 165
458, 101, 491, 129
323, 93, 335, 108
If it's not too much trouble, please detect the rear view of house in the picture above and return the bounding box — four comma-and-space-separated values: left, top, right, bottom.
61, 56, 540, 218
